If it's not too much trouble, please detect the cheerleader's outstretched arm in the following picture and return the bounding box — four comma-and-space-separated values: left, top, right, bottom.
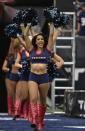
52, 53, 64, 69
47, 23, 61, 51
2, 59, 10, 72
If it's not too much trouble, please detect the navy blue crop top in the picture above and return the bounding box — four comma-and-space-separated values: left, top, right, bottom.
19, 50, 30, 71
6, 55, 15, 70
29, 48, 51, 64
19, 50, 27, 61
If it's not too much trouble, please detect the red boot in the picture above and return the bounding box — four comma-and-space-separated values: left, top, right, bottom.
20, 102, 24, 118
28, 103, 32, 122
23, 101, 28, 118
37, 104, 46, 131
7, 96, 13, 116
14, 100, 21, 118
30, 102, 38, 126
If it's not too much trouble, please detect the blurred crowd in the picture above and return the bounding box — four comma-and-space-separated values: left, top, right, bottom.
73, 0, 85, 36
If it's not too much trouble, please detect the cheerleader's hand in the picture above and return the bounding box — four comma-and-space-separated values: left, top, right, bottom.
20, 23, 25, 35
14, 63, 22, 69
57, 27, 62, 34
17, 34, 26, 47
23, 23, 31, 37
55, 62, 63, 69
54, 27, 62, 36
20, 23, 25, 27
4, 68, 10, 72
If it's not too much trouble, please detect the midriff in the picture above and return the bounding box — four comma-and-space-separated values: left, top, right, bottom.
31, 63, 47, 74
11, 64, 19, 73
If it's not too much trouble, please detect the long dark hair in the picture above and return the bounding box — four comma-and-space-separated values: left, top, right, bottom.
32, 33, 48, 49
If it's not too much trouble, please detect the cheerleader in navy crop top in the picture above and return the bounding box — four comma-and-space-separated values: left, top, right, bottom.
18, 23, 60, 130
29, 47, 51, 85
2, 54, 19, 116
14, 48, 30, 119
2, 38, 23, 117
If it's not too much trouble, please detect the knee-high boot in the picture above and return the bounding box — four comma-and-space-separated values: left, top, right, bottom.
7, 96, 13, 116
28, 102, 32, 122
30, 102, 38, 126
20, 102, 24, 118
14, 100, 21, 117
23, 101, 28, 118
37, 104, 46, 131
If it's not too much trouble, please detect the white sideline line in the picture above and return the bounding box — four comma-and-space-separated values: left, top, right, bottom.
0, 118, 14, 120
0, 112, 65, 116
44, 119, 60, 121
64, 126, 85, 129
0, 117, 60, 121
0, 118, 32, 121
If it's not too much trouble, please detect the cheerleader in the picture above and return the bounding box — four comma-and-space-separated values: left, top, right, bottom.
18, 22, 61, 131
2, 38, 20, 116
14, 45, 30, 119
14, 24, 30, 119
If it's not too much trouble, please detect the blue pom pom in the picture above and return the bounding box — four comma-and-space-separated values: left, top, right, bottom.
44, 6, 70, 27
12, 8, 39, 26
44, 6, 60, 23
4, 23, 22, 38
60, 14, 69, 27
12, 10, 22, 24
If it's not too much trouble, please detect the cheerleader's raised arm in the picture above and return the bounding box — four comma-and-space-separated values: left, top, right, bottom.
17, 23, 32, 51
47, 23, 61, 51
